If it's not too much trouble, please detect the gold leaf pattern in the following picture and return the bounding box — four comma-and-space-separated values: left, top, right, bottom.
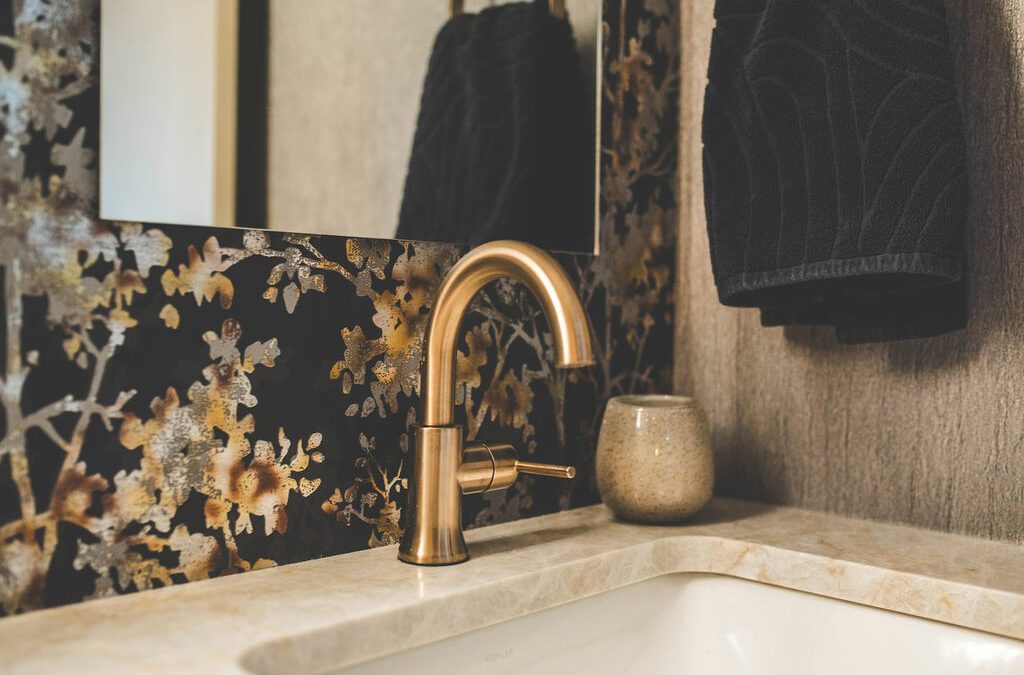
158, 304, 180, 329
160, 238, 236, 309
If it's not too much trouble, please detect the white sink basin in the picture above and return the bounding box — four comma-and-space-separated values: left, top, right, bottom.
336, 573, 1024, 675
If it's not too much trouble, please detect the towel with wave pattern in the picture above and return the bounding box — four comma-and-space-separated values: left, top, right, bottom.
703, 0, 969, 343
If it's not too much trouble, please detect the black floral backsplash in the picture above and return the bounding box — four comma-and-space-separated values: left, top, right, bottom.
0, 0, 677, 614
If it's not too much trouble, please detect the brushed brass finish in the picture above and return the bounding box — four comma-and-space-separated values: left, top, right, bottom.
398, 427, 468, 565
516, 461, 576, 479
484, 442, 519, 493
457, 442, 575, 494
421, 240, 594, 428
457, 442, 497, 494
450, 0, 565, 19
398, 241, 591, 565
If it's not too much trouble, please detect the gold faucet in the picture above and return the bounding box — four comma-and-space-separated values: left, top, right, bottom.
398, 240, 595, 565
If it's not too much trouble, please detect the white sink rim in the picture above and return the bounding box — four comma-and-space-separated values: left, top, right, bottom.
314, 573, 1024, 675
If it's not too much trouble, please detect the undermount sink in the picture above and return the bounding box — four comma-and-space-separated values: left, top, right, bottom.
330, 574, 1024, 675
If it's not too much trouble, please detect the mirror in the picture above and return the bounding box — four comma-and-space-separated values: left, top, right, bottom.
99, 0, 601, 254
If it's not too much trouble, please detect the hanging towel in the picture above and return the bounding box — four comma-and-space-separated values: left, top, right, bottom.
395, 0, 594, 252
702, 0, 970, 343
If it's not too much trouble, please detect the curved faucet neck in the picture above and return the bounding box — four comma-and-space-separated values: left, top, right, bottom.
420, 240, 594, 427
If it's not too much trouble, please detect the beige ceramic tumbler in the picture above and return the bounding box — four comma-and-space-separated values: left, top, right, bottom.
596, 395, 714, 523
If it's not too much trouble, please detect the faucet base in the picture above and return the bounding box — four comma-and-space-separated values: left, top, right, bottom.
397, 546, 469, 566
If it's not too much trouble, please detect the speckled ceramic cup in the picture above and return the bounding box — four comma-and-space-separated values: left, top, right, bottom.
596, 395, 714, 524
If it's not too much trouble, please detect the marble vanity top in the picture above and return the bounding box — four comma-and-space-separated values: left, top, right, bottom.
3, 498, 1023, 673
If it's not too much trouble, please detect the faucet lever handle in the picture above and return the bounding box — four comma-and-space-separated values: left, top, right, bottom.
459, 442, 576, 494
514, 460, 576, 480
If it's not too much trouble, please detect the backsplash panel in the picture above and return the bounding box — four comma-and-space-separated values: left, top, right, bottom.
0, 0, 677, 613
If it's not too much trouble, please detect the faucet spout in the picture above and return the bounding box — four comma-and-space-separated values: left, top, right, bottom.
420, 240, 594, 427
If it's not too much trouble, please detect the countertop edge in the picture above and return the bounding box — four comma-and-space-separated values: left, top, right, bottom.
3, 498, 1023, 674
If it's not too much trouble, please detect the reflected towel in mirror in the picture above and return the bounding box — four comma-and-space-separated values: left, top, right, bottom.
396, 0, 594, 253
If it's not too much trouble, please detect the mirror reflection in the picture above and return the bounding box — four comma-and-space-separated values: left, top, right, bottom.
99, 0, 600, 254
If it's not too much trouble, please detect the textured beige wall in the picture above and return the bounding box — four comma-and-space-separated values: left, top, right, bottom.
268, 0, 599, 239
675, 0, 1024, 541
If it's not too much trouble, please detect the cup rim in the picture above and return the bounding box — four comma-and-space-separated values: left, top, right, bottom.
608, 394, 696, 408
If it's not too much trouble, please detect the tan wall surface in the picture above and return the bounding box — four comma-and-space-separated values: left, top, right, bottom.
675, 1, 1024, 541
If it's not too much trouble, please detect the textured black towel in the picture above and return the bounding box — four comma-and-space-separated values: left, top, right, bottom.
702, 0, 970, 343
395, 0, 594, 252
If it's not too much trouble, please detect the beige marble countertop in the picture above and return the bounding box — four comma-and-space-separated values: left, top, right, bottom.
2, 498, 1023, 674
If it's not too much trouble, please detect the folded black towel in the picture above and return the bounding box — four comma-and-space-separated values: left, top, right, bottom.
395, 0, 594, 252
702, 0, 969, 343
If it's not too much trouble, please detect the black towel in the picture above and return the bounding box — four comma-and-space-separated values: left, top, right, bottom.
702, 0, 970, 343
395, 0, 594, 253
